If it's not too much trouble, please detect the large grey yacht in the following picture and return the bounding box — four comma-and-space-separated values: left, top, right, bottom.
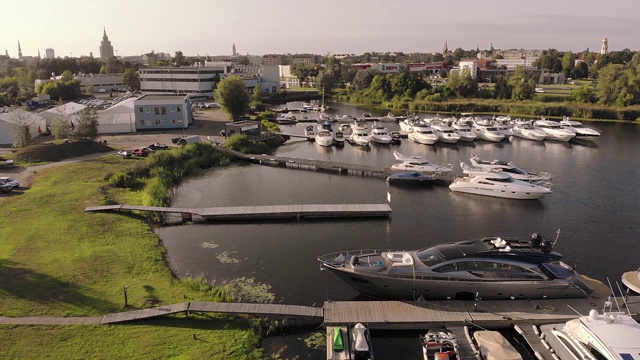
318, 233, 593, 300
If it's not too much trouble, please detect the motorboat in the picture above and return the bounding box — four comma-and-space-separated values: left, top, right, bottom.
399, 116, 420, 132
473, 331, 523, 360
318, 120, 334, 133
493, 121, 513, 137
350, 120, 368, 132
621, 267, 640, 295
451, 120, 478, 142
390, 131, 402, 144
420, 328, 461, 360
511, 123, 546, 141
304, 125, 316, 140
386, 172, 434, 183
369, 124, 393, 145
391, 150, 453, 173
559, 116, 601, 141
276, 112, 298, 124
318, 232, 594, 300
472, 123, 505, 142
539, 308, 640, 360
349, 127, 371, 147
467, 154, 553, 182
449, 170, 552, 199
315, 129, 334, 147
333, 130, 346, 147
431, 122, 461, 144
409, 121, 439, 145
339, 123, 353, 134
533, 119, 575, 142
351, 323, 374, 360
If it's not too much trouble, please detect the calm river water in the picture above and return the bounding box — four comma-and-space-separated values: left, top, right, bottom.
156, 102, 640, 358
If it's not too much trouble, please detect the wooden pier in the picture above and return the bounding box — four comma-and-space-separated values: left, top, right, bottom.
85, 203, 392, 221
216, 147, 455, 182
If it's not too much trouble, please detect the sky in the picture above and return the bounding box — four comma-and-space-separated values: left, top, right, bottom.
2, 0, 639, 59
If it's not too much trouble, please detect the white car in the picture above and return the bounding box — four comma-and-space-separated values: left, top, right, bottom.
0, 176, 19, 189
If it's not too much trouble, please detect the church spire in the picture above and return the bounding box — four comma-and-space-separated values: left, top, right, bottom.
443, 41, 448, 55
17, 39, 22, 59
38, 48, 41, 59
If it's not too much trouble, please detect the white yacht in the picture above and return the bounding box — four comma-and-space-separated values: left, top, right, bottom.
349, 127, 371, 147
511, 123, 547, 141
451, 120, 478, 141
533, 119, 576, 142
276, 112, 298, 124
467, 155, 553, 182
472, 123, 505, 142
540, 308, 640, 360
333, 130, 346, 147
391, 150, 453, 173
350, 120, 368, 132
399, 116, 420, 133
315, 129, 334, 147
493, 121, 513, 137
621, 267, 640, 295
431, 122, 461, 144
449, 170, 551, 199
369, 124, 393, 145
559, 117, 601, 141
409, 121, 439, 145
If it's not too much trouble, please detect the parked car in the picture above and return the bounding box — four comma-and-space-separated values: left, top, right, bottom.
148, 143, 168, 150
131, 148, 149, 157
0, 176, 20, 189
0, 178, 14, 193
207, 103, 220, 109
117, 150, 131, 158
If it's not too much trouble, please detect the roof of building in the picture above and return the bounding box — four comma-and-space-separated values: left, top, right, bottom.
0, 110, 46, 126
39, 102, 86, 123
100, 97, 137, 114
135, 94, 186, 102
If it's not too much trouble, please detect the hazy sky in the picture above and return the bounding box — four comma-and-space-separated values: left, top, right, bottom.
2, 0, 639, 58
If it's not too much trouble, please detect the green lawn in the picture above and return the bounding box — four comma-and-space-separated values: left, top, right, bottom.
0, 155, 264, 358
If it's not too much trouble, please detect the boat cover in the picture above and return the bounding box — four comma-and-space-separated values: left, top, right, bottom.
353, 323, 369, 352
473, 331, 522, 360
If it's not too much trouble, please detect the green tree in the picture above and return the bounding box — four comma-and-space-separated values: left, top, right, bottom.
508, 66, 535, 100
570, 84, 597, 103
173, 51, 190, 66
493, 77, 512, 99
122, 68, 140, 91
52, 113, 72, 139
353, 68, 378, 90
595, 64, 626, 105
76, 107, 100, 140
444, 69, 477, 98
238, 56, 250, 65
561, 52, 576, 75
215, 76, 249, 120
316, 70, 338, 93
251, 85, 262, 103
571, 62, 589, 79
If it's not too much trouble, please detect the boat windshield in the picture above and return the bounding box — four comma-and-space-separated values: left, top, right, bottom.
416, 247, 444, 267
503, 167, 526, 175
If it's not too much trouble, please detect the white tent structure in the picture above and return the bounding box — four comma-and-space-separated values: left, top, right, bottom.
0, 111, 47, 146
39, 102, 86, 127
97, 97, 137, 134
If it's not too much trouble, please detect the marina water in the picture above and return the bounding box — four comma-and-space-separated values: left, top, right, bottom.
155, 103, 640, 356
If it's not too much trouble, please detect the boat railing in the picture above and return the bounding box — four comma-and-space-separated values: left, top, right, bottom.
317, 249, 394, 263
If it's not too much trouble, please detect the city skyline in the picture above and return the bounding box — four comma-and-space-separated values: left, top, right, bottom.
2, 0, 639, 59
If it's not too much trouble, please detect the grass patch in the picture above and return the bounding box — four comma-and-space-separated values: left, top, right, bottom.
0, 149, 266, 358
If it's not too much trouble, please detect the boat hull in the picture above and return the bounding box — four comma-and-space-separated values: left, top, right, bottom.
321, 264, 587, 300
449, 183, 549, 199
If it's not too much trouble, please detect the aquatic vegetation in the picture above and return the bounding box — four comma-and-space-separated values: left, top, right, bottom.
201, 241, 219, 249
304, 331, 326, 350
217, 251, 241, 263
223, 277, 275, 303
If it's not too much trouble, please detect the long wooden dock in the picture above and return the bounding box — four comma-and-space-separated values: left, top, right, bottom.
215, 146, 455, 182
85, 203, 392, 221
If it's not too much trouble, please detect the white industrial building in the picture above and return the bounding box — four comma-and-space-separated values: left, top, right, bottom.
97, 98, 137, 134
39, 102, 86, 126
494, 57, 538, 70
34, 73, 124, 94
139, 65, 230, 95
0, 111, 47, 146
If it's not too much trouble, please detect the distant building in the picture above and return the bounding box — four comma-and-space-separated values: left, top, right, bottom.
458, 61, 478, 78
99, 27, 115, 59
232, 43, 237, 56
45, 48, 55, 59
601, 37, 608, 55
229, 65, 280, 93
291, 54, 317, 65
139, 65, 230, 95
35, 73, 124, 93
263, 54, 289, 66
134, 94, 194, 131
332, 53, 355, 59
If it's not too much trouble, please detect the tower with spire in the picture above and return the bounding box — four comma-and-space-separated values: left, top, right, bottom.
601, 37, 608, 55
442, 41, 448, 55
18, 40, 22, 59
99, 27, 115, 59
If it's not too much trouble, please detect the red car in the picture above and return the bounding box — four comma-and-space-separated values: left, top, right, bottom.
131, 148, 149, 157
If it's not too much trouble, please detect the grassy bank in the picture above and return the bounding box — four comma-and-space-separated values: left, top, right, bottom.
0, 148, 269, 358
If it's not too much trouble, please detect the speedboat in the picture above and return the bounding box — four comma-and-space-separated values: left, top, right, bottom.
451, 120, 477, 142
399, 116, 420, 132
493, 121, 513, 137
621, 267, 640, 295
350, 120, 368, 132
333, 130, 346, 147
533, 119, 575, 142
349, 127, 371, 147
318, 232, 594, 300
449, 170, 552, 199
472, 123, 505, 142
559, 116, 601, 141
511, 123, 546, 141
420, 328, 461, 360
473, 331, 523, 360
539, 308, 640, 360
386, 172, 433, 183
409, 121, 439, 145
318, 120, 334, 133
315, 129, 334, 147
369, 124, 393, 145
304, 125, 316, 139
391, 150, 453, 173
276, 113, 297, 124
431, 122, 461, 144
467, 155, 553, 182
351, 323, 374, 360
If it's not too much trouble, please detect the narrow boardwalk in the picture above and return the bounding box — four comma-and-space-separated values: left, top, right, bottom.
85, 203, 392, 221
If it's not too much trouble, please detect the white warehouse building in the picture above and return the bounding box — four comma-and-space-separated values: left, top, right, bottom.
139, 65, 231, 95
